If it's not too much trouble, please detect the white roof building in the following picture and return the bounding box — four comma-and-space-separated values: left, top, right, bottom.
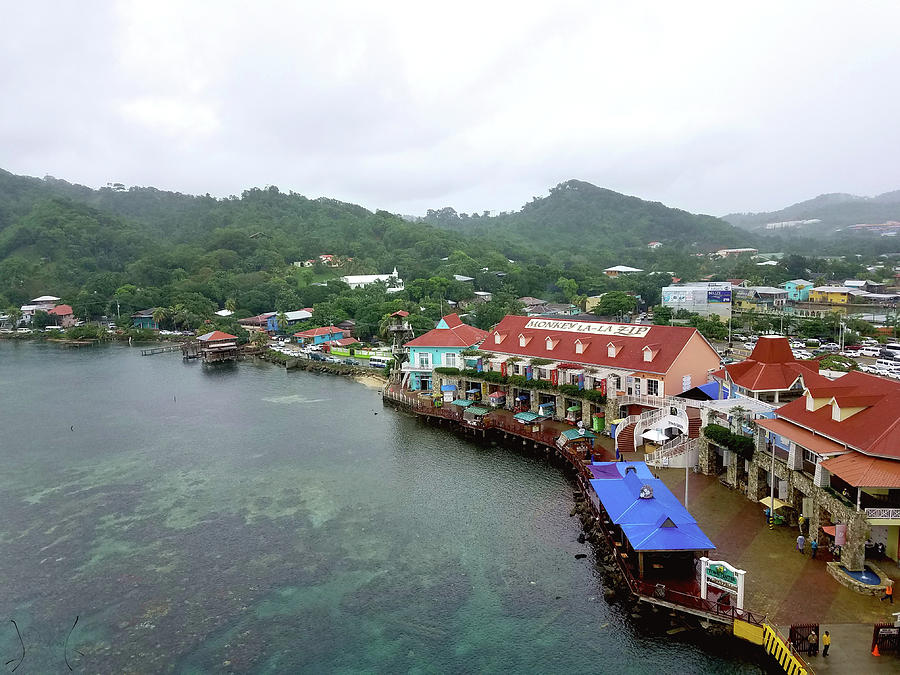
32, 295, 60, 303
603, 265, 643, 277
340, 268, 404, 292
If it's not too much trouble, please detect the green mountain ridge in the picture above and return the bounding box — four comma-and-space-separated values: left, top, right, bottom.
422, 179, 755, 251
723, 189, 900, 233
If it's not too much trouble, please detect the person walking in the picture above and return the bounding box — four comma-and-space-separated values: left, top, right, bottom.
881, 582, 894, 603
810, 539, 818, 559
822, 630, 831, 657
807, 629, 818, 656
797, 534, 805, 553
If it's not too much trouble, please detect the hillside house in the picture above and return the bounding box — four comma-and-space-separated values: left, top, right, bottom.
47, 304, 76, 328
131, 308, 159, 330
293, 326, 345, 346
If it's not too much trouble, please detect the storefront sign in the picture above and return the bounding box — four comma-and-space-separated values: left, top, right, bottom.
524, 319, 650, 338
707, 289, 732, 303
700, 557, 746, 610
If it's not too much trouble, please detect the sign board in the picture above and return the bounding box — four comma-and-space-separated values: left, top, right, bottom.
700, 557, 746, 610
879, 628, 899, 635
524, 318, 650, 339
707, 289, 732, 303
835, 523, 847, 546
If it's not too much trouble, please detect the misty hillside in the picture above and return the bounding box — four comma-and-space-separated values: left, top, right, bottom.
724, 190, 900, 234
421, 180, 755, 252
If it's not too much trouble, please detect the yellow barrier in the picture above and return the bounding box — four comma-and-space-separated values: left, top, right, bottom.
733, 619, 764, 645
762, 623, 808, 675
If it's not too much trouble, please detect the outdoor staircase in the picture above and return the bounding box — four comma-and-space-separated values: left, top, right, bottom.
687, 407, 702, 438
615, 422, 636, 455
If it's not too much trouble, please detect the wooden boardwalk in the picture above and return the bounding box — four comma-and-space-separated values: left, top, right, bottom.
140, 344, 183, 356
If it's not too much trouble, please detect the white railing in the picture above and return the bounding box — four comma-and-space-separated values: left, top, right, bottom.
645, 438, 700, 468
618, 394, 676, 409
400, 362, 433, 373
865, 507, 900, 520
632, 408, 670, 451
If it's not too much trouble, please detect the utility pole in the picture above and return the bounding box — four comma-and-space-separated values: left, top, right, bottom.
684, 462, 689, 509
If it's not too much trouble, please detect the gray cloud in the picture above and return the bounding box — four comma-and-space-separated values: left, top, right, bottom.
2, 1, 900, 217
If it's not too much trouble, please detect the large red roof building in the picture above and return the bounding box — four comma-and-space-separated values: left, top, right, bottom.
711, 336, 830, 403
484, 316, 720, 397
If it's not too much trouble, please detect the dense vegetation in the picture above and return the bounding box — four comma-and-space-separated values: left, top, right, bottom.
0, 168, 896, 341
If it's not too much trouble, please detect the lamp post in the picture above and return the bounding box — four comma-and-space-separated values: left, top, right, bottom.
769, 436, 776, 529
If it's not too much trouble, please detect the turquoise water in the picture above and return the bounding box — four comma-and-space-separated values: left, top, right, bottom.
0, 342, 765, 673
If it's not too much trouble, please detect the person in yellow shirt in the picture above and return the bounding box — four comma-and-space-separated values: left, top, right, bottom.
822, 631, 831, 657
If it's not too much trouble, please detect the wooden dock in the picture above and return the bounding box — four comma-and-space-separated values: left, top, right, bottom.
140, 344, 183, 356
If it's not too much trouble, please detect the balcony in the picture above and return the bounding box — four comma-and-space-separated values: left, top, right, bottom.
401, 362, 433, 373
865, 507, 900, 522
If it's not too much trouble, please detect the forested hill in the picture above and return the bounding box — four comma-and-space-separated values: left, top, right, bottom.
723, 189, 900, 234
422, 180, 754, 250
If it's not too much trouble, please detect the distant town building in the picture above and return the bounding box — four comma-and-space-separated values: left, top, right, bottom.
715, 248, 758, 258
661, 282, 732, 320
603, 265, 644, 277
47, 304, 76, 328
131, 308, 159, 330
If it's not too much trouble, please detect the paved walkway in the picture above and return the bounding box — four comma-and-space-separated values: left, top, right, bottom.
645, 465, 900, 627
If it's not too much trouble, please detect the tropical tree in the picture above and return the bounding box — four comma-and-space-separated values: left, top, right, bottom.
152, 306, 168, 330
5, 306, 22, 328
592, 291, 637, 320
225, 298, 237, 313
276, 311, 289, 335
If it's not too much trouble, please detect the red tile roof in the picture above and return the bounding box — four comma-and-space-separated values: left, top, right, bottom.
404, 314, 488, 348
712, 336, 830, 392
757, 418, 846, 456
820, 451, 900, 488
48, 304, 73, 316
238, 312, 276, 325
391, 310, 409, 317
198, 330, 237, 342
774, 370, 900, 459
483, 315, 714, 375
293, 325, 342, 338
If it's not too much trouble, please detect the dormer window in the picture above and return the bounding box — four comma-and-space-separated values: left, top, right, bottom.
494, 332, 506, 345
518, 333, 532, 347
545, 337, 558, 351
642, 344, 660, 363
607, 341, 622, 358
575, 339, 590, 355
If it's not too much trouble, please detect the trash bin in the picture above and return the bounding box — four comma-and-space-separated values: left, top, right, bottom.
592, 412, 605, 433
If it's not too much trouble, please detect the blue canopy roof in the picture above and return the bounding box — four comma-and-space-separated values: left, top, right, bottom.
588, 462, 716, 553
621, 517, 716, 552
466, 388, 481, 394
441, 384, 457, 391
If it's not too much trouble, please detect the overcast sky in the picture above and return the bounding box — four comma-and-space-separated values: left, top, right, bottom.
3, 2, 900, 217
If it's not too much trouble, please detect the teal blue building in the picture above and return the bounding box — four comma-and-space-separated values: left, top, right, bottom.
400, 314, 488, 391
782, 279, 813, 302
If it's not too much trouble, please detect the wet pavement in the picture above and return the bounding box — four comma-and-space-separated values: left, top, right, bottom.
643, 465, 900, 627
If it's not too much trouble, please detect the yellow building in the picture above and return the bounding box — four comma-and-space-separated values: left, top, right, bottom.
808, 286, 854, 304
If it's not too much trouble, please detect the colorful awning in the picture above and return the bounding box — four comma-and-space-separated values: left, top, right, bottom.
452, 399, 474, 407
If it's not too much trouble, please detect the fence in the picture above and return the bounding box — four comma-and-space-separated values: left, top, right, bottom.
872, 623, 900, 654
789, 623, 819, 656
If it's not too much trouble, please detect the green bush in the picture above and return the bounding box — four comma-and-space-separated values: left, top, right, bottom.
434, 367, 460, 375
703, 423, 755, 461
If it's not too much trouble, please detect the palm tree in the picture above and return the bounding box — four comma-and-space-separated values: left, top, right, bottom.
276, 311, 289, 335
152, 307, 168, 330
225, 298, 237, 313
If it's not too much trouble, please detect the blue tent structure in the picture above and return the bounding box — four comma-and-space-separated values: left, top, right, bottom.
441, 384, 457, 392
587, 461, 715, 577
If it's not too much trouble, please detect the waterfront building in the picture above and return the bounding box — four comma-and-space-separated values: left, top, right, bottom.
808, 286, 861, 305
20, 295, 61, 323
293, 325, 346, 346
266, 309, 313, 332
131, 308, 159, 330
238, 312, 276, 332
47, 304, 76, 328
197, 330, 240, 363
400, 314, 488, 391
483, 316, 720, 399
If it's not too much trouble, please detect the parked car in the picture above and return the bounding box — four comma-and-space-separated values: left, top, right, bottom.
858, 347, 881, 358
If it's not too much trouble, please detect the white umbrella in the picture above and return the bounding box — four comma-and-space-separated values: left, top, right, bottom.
641, 428, 668, 443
